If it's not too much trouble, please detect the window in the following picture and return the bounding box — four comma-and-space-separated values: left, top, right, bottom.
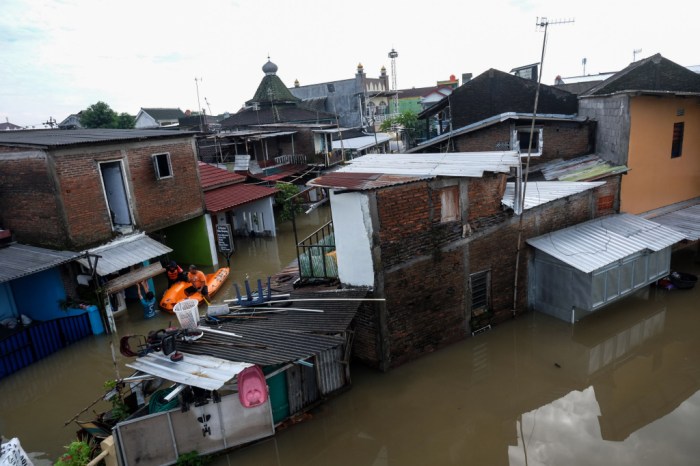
470, 270, 491, 314
152, 153, 173, 179
671, 122, 684, 158
513, 127, 543, 156
440, 186, 459, 222
100, 161, 133, 228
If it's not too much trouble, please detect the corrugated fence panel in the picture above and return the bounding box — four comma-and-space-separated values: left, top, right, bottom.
0, 314, 93, 381
317, 346, 346, 395
0, 330, 34, 378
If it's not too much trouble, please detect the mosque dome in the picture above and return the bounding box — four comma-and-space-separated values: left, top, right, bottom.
263, 59, 278, 75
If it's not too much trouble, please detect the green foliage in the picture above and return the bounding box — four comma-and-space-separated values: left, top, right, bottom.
79, 101, 134, 129
379, 110, 420, 147
274, 182, 303, 222
115, 112, 136, 129
176, 451, 210, 466
103, 379, 130, 421
55, 440, 91, 466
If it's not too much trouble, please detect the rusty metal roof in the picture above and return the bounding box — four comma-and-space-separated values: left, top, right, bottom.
198, 162, 246, 190
0, 243, 80, 284
175, 289, 368, 366
536, 155, 629, 181
527, 214, 686, 273
204, 183, 278, 213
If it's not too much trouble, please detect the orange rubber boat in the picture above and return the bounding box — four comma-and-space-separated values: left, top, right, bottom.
160, 267, 230, 313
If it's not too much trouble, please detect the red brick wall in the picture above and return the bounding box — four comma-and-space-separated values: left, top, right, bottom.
0, 151, 67, 247
126, 140, 204, 232
0, 137, 204, 249
467, 173, 506, 221
355, 174, 620, 369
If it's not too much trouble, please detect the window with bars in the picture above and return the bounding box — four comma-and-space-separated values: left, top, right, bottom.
671, 122, 684, 158
469, 270, 491, 316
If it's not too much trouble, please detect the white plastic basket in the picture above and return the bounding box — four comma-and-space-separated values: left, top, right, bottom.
173, 299, 200, 329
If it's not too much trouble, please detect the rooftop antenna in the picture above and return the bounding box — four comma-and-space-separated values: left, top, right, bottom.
582, 57, 587, 75
194, 77, 204, 131
512, 16, 574, 315
633, 48, 642, 62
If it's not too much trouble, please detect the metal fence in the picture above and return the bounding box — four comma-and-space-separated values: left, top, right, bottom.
296, 221, 338, 280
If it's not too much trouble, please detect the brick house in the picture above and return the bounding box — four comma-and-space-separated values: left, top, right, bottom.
411, 68, 594, 161
309, 153, 621, 370
0, 129, 207, 330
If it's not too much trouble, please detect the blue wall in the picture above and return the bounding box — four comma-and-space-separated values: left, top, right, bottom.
0, 283, 18, 321
11, 268, 67, 320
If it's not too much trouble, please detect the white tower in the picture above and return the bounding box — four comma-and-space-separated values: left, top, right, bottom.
388, 48, 399, 114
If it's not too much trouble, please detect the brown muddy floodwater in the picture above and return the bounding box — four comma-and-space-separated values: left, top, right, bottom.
1, 209, 699, 466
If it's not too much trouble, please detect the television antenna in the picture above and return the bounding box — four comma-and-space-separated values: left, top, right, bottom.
388, 48, 399, 115
582, 57, 587, 75
194, 77, 204, 131
204, 97, 212, 116
633, 48, 642, 62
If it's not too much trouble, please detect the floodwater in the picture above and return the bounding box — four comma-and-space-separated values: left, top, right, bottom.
1, 210, 699, 465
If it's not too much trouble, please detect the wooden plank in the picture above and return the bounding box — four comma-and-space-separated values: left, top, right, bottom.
102, 262, 165, 294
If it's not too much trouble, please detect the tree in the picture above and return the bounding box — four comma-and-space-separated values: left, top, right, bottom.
274, 182, 303, 222
379, 110, 420, 148
79, 101, 134, 128
115, 112, 135, 129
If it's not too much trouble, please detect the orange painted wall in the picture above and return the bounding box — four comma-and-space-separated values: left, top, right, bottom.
624, 95, 700, 214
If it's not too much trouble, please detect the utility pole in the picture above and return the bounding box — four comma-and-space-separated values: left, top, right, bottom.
582, 57, 587, 75
195, 77, 204, 132
633, 48, 642, 62
512, 16, 574, 315
388, 48, 399, 116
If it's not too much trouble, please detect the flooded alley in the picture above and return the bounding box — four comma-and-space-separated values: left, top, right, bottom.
1, 225, 699, 466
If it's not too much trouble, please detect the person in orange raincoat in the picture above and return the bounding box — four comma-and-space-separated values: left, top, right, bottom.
185, 264, 208, 298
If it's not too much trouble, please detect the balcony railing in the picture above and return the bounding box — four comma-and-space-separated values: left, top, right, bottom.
296, 221, 338, 280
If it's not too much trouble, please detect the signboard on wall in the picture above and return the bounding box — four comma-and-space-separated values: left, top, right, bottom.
216, 224, 233, 253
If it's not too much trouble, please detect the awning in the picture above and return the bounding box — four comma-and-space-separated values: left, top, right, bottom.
126, 351, 252, 390
77, 232, 172, 276
102, 262, 166, 294
0, 243, 81, 284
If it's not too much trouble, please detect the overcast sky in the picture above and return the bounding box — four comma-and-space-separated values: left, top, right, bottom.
1, 0, 697, 128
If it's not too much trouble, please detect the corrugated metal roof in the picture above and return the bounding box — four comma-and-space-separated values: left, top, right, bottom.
204, 183, 278, 213
527, 213, 686, 273
502, 181, 605, 210
333, 152, 520, 177
0, 243, 80, 284
176, 289, 367, 366
76, 233, 172, 276
647, 203, 700, 241
537, 155, 628, 181
251, 164, 309, 182
248, 131, 297, 140
0, 129, 195, 148
197, 161, 245, 190
332, 134, 392, 151
309, 172, 431, 191
126, 352, 251, 391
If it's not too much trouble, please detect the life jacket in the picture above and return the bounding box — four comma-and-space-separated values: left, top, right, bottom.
167, 265, 182, 280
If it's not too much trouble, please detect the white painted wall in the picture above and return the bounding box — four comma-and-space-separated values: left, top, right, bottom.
232, 197, 276, 236
134, 112, 158, 129
330, 190, 374, 286
204, 212, 219, 267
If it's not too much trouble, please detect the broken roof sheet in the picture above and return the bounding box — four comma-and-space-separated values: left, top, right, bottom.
527, 213, 686, 273
174, 289, 367, 366
536, 155, 628, 181
308, 172, 431, 191
502, 181, 606, 210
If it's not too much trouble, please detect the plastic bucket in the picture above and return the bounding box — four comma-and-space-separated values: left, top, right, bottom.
173, 299, 200, 329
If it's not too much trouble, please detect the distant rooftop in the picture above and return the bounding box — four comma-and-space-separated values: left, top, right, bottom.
0, 129, 196, 148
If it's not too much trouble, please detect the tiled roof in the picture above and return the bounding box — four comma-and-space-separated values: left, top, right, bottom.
582, 54, 700, 97
203, 183, 278, 213
0, 129, 195, 148
247, 74, 301, 106
141, 108, 186, 120
197, 162, 245, 190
